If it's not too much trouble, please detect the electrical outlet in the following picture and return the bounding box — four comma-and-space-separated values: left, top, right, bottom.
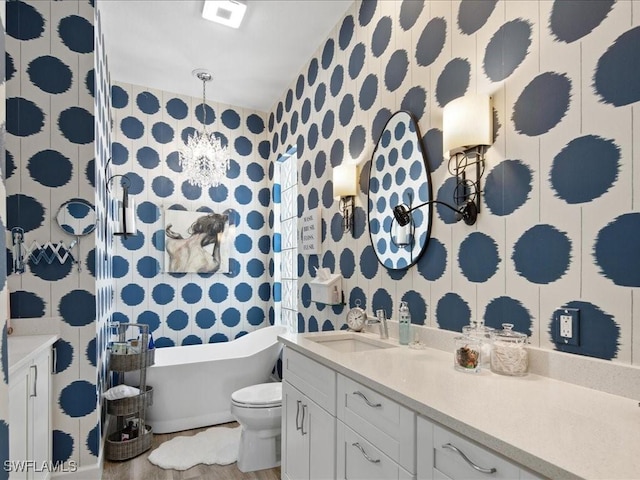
554, 308, 580, 346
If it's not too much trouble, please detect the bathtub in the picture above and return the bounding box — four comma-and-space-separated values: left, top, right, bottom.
140, 325, 287, 434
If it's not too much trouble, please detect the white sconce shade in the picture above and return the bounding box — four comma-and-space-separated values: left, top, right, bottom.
442, 94, 492, 155
333, 164, 357, 199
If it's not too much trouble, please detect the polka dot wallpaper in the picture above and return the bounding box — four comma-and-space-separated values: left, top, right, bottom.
273, 0, 640, 365
110, 82, 272, 347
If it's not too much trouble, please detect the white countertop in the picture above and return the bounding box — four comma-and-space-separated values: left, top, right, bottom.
279, 330, 640, 480
8, 334, 59, 376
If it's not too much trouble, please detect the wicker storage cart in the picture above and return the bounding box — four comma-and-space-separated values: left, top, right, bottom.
105, 323, 154, 461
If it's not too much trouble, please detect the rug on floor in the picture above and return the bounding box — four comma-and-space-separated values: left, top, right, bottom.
148, 425, 242, 470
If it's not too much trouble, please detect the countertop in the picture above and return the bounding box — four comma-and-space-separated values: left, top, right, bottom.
8, 334, 59, 376
279, 330, 640, 480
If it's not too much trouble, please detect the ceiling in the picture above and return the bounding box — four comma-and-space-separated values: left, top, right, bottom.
99, 0, 354, 113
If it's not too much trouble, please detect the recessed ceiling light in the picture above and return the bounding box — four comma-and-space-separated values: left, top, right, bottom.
202, 0, 247, 29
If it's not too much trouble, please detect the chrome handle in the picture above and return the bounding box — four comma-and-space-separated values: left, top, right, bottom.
29, 365, 38, 397
52, 345, 57, 374
351, 442, 380, 464
442, 443, 497, 474
352, 391, 381, 408
301, 404, 308, 436
295, 400, 302, 431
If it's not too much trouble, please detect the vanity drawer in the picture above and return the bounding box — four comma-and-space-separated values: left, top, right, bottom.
283, 347, 336, 415
337, 422, 415, 480
433, 424, 520, 480
337, 374, 415, 473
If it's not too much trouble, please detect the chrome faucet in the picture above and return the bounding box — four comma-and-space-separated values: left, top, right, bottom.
367, 309, 389, 339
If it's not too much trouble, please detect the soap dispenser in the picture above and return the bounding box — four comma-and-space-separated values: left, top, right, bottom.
398, 301, 411, 345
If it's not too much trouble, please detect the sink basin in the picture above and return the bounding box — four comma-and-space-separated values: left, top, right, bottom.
305, 333, 397, 353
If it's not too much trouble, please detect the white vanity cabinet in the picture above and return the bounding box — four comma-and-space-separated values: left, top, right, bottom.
282, 347, 337, 480
417, 416, 543, 480
9, 345, 52, 480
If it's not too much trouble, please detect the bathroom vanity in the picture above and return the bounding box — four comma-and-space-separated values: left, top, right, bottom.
279, 330, 640, 480
8, 334, 58, 480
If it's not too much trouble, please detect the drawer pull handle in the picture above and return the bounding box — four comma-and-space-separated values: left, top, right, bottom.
352, 391, 381, 408
295, 400, 302, 431
30, 365, 38, 397
442, 443, 497, 475
352, 442, 380, 464
301, 404, 308, 436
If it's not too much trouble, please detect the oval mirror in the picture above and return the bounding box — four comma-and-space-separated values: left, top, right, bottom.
367, 111, 432, 270
56, 199, 96, 236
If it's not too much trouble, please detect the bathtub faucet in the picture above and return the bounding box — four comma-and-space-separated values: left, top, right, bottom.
367, 309, 389, 340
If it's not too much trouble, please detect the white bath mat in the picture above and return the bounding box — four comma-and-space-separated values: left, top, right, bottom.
148, 425, 241, 470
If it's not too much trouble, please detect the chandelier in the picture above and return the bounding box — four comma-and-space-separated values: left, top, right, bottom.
179, 70, 230, 188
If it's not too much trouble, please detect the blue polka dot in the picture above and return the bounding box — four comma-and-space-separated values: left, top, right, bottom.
513, 225, 571, 284
28, 56, 72, 94
436, 58, 470, 108
209, 333, 228, 343
181, 181, 202, 200
385, 49, 408, 92
349, 42, 366, 79
235, 283, 252, 302
27, 150, 72, 187
152, 122, 174, 144
322, 38, 334, 69
209, 283, 229, 303
349, 126, 366, 159
360, 74, 378, 110
136, 256, 159, 278
436, 293, 471, 332
136, 91, 160, 114
307, 57, 319, 86
228, 159, 241, 179
457, 0, 497, 35
7, 97, 44, 136
339, 94, 355, 126
360, 245, 379, 279
152, 283, 175, 305
166, 97, 188, 119
417, 238, 446, 281
222, 308, 241, 327
112, 256, 129, 278
123, 171, 144, 194
59, 107, 94, 144
58, 15, 93, 53
594, 213, 640, 287
112, 142, 129, 165
181, 283, 202, 304
52, 430, 74, 463
513, 72, 571, 136
121, 116, 144, 139
138, 201, 160, 224
111, 85, 129, 108
136, 146, 160, 169
59, 290, 95, 326
340, 14, 354, 50
484, 296, 532, 337
401, 87, 427, 121
400, 0, 424, 31
138, 310, 161, 332
152, 176, 175, 197
195, 308, 216, 329
246, 211, 265, 230
155, 337, 176, 348
209, 184, 229, 202
235, 185, 252, 205
550, 0, 614, 43
245, 307, 264, 327
247, 258, 265, 278
9, 291, 45, 318
484, 20, 532, 82
86, 338, 97, 366
359, 0, 377, 26
458, 232, 500, 282
315, 83, 327, 112
85, 69, 94, 97
7, 1, 44, 40
120, 229, 145, 250
195, 104, 215, 125
235, 136, 252, 156
549, 301, 619, 360
551, 135, 619, 204
121, 284, 144, 306
594, 26, 640, 107
484, 160, 532, 215
235, 233, 252, 254
59, 380, 96, 417
167, 310, 188, 331
29, 244, 73, 281
372, 16, 392, 57
416, 17, 446, 67
87, 424, 100, 457
53, 339, 73, 373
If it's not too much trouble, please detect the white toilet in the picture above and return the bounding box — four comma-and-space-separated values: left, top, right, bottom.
231, 382, 282, 473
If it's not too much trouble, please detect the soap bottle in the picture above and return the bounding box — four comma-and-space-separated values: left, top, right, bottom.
398, 301, 411, 345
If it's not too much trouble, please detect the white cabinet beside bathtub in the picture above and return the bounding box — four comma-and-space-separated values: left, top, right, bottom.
281, 347, 337, 480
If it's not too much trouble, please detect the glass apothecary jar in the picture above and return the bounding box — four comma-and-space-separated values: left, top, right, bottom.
454, 336, 482, 373
462, 321, 494, 368
490, 323, 528, 376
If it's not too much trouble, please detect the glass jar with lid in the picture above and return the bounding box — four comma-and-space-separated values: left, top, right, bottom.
454, 336, 482, 373
490, 323, 528, 376
462, 321, 494, 368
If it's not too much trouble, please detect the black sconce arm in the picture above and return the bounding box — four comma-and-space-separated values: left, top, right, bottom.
393, 199, 478, 227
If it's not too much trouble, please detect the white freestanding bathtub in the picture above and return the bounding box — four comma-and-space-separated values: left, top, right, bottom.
142, 325, 287, 433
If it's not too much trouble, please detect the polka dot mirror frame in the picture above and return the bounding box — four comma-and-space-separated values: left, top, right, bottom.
367, 111, 432, 271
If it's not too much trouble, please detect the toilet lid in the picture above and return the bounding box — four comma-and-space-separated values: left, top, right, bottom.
232, 382, 282, 408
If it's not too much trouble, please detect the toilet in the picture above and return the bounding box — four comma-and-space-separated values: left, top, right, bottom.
231, 382, 282, 473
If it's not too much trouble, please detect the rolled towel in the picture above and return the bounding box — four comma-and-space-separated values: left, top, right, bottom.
103, 384, 140, 400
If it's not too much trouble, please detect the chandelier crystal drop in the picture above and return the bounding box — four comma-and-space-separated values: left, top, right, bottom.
179, 70, 230, 189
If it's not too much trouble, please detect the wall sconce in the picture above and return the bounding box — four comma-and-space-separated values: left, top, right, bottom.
333, 163, 357, 233
393, 94, 492, 229
106, 174, 137, 239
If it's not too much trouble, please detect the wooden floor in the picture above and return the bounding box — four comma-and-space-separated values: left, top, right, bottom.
102, 423, 281, 480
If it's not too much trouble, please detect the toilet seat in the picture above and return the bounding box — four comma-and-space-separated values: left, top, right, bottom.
231, 382, 282, 408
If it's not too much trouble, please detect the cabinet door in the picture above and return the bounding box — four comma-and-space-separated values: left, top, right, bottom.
30, 350, 51, 480
282, 381, 309, 480
9, 368, 29, 480
307, 397, 336, 480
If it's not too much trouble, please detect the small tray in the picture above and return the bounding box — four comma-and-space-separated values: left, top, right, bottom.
105, 425, 152, 461
105, 386, 153, 416
109, 349, 155, 372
